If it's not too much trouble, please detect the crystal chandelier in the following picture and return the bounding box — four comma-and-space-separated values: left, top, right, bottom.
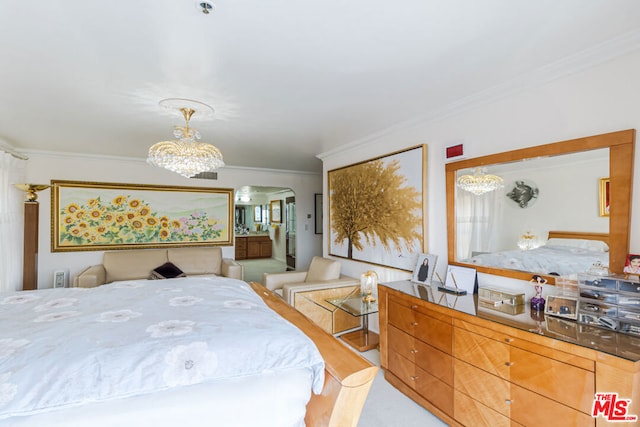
456, 167, 503, 195
147, 99, 224, 178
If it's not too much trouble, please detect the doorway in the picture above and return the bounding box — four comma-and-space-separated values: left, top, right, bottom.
234, 186, 295, 269
286, 196, 295, 270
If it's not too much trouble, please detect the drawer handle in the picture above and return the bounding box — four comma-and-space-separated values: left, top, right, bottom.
411, 305, 418, 309
504, 338, 514, 343
505, 399, 513, 405
505, 362, 514, 367
410, 376, 419, 381
410, 322, 419, 326
410, 349, 418, 354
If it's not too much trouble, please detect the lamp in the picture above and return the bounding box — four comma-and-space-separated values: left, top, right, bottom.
517, 231, 538, 250
14, 184, 50, 202
360, 271, 378, 303
456, 167, 503, 195
147, 98, 224, 178
14, 184, 50, 291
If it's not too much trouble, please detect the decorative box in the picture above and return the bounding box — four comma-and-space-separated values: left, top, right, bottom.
478, 287, 525, 315
545, 295, 578, 320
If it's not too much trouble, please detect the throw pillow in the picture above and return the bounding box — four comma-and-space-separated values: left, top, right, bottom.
149, 262, 186, 280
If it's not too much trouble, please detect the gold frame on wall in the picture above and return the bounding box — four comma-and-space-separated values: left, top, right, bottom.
270, 199, 282, 223
51, 180, 234, 252
328, 145, 427, 271
599, 177, 610, 217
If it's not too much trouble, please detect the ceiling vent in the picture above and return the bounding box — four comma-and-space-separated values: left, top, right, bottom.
191, 171, 218, 180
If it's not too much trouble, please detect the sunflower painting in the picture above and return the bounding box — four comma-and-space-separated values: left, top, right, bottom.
51, 181, 233, 252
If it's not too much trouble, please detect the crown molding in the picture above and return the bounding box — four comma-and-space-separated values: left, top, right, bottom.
318, 29, 640, 162
22, 149, 320, 176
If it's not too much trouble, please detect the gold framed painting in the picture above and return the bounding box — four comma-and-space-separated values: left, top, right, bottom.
51, 180, 233, 252
599, 177, 610, 217
328, 144, 427, 271
270, 199, 282, 223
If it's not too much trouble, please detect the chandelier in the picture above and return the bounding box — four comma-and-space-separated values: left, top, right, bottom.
456, 167, 503, 195
147, 98, 224, 178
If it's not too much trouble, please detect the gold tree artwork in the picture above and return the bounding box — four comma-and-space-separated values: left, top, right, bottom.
330, 158, 422, 260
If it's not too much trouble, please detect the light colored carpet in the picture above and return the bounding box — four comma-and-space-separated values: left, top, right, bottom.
236, 258, 287, 283
357, 349, 447, 427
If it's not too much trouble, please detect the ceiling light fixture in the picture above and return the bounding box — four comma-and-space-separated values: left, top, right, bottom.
147, 98, 224, 178
198, 2, 214, 14
456, 167, 503, 195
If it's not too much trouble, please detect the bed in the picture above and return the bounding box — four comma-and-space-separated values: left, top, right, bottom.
462, 231, 610, 276
0, 276, 376, 427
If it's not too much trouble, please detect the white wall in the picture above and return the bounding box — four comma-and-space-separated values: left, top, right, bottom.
495, 155, 608, 251
321, 48, 640, 298
24, 153, 322, 289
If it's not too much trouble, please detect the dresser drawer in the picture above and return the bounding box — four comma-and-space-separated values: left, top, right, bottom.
510, 384, 595, 426
454, 359, 510, 417
454, 327, 510, 380
388, 324, 453, 385
388, 300, 452, 354
388, 351, 454, 417
510, 346, 595, 412
454, 390, 510, 427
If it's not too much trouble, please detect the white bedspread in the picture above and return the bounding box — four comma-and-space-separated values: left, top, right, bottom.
0, 277, 324, 421
463, 244, 609, 276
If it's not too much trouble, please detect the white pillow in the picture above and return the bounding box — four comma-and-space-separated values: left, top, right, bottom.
545, 238, 609, 252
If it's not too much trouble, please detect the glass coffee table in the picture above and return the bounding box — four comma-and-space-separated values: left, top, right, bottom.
326, 290, 379, 352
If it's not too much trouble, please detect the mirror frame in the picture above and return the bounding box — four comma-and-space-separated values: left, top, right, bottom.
446, 129, 635, 284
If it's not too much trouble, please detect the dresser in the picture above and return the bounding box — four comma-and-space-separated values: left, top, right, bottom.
379, 281, 640, 427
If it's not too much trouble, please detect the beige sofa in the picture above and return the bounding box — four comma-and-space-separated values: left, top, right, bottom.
72, 247, 243, 288
262, 256, 359, 305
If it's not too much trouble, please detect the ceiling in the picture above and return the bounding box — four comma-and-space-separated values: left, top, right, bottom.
1, 1, 640, 173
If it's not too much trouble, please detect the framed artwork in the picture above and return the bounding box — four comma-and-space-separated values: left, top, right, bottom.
411, 253, 438, 284
270, 199, 282, 223
623, 253, 640, 275
328, 145, 427, 271
599, 177, 610, 217
51, 180, 233, 252
314, 193, 323, 234
254, 205, 262, 222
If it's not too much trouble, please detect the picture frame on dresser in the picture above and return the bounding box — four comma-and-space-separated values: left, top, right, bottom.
411, 253, 437, 284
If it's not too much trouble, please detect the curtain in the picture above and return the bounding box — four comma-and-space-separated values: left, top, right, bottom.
455, 189, 503, 260
0, 151, 26, 292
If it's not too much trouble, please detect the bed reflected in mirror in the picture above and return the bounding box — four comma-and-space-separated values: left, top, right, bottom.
446, 130, 635, 284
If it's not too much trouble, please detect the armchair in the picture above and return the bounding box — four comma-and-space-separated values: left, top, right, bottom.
263, 256, 359, 305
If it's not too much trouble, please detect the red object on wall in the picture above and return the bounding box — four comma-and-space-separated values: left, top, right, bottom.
446, 144, 463, 159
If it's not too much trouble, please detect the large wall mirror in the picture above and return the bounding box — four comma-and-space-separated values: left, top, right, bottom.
446, 129, 635, 284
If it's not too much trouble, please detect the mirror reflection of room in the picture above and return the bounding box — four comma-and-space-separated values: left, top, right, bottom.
452, 145, 619, 279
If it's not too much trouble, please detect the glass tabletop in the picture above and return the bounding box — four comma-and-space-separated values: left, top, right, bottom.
325, 289, 379, 317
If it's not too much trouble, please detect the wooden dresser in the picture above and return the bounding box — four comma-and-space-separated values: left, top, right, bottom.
235, 235, 272, 260
379, 281, 640, 427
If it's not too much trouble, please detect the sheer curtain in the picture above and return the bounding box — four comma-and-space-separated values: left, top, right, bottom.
0, 151, 26, 292
455, 189, 503, 261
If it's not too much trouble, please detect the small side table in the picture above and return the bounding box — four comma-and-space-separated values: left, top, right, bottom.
326, 292, 379, 352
